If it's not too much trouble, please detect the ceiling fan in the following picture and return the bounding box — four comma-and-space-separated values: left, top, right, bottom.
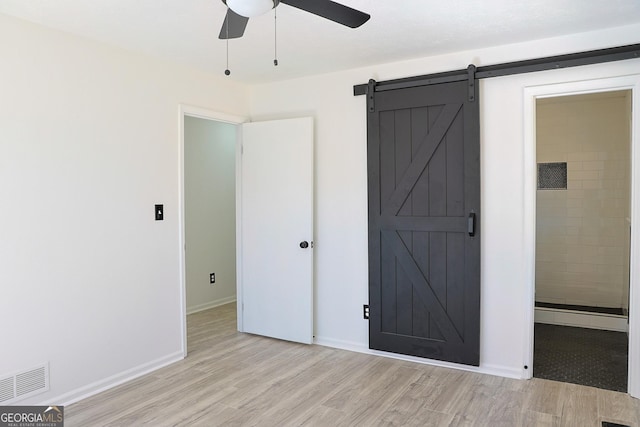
219, 0, 371, 39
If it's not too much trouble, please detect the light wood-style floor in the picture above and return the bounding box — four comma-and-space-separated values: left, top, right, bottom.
66, 303, 640, 426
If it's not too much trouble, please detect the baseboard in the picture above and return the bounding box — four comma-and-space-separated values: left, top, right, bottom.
535, 307, 629, 332
187, 296, 236, 315
314, 336, 522, 380
48, 351, 184, 406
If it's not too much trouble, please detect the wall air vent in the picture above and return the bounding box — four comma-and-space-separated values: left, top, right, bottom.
537, 162, 567, 190
0, 377, 13, 403
0, 363, 49, 404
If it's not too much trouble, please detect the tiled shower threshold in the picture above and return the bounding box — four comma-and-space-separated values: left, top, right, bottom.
535, 301, 624, 316
534, 302, 628, 332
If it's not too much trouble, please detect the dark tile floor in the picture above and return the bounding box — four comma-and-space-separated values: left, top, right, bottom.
534, 323, 628, 392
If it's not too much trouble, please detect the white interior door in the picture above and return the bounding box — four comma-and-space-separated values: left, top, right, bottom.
240, 117, 314, 344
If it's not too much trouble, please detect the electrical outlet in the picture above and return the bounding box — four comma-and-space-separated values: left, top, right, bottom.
363, 304, 369, 319
210, 273, 215, 284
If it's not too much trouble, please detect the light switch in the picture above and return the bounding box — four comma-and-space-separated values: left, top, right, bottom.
155, 204, 164, 221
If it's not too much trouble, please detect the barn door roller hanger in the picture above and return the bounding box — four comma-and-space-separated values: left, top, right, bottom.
364, 65, 477, 113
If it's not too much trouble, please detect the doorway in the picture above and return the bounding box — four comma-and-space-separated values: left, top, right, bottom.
522, 73, 640, 398
178, 105, 245, 357
178, 108, 316, 355
533, 91, 631, 391
184, 115, 237, 314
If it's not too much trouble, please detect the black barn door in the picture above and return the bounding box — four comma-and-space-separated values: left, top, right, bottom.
367, 79, 480, 366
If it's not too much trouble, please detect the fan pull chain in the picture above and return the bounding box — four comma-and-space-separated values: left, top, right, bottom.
225, 9, 231, 76
273, 6, 278, 66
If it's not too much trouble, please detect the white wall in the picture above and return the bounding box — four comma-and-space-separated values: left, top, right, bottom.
249, 23, 640, 379
184, 117, 237, 313
0, 13, 248, 404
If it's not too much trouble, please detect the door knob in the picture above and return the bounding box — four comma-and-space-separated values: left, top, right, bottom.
300, 241, 309, 249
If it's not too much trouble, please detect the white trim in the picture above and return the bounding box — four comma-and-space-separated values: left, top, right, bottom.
186, 296, 237, 315
629, 78, 640, 399
314, 337, 521, 379
523, 84, 538, 380
180, 105, 245, 124
522, 74, 640, 398
51, 352, 183, 406
178, 104, 247, 357
534, 307, 629, 332
235, 125, 244, 333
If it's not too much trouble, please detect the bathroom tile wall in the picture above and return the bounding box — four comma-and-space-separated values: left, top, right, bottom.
536, 91, 631, 308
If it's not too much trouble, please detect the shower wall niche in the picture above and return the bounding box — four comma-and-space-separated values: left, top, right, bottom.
535, 91, 631, 310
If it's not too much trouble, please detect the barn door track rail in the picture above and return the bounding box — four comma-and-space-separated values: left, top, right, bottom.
354, 43, 640, 99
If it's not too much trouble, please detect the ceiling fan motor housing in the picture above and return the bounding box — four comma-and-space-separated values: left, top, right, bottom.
223, 0, 280, 18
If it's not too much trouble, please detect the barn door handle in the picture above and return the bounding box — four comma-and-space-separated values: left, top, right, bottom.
300, 241, 309, 249
468, 213, 476, 237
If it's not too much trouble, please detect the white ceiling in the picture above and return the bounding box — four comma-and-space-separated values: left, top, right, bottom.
1, 0, 640, 84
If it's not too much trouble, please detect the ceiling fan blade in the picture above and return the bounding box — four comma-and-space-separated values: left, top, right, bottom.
218, 8, 249, 39
280, 0, 370, 28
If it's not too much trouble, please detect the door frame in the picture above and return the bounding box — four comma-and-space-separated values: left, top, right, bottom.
178, 104, 246, 357
522, 75, 640, 398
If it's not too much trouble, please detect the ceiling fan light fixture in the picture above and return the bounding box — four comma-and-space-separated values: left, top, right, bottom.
226, 0, 275, 18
